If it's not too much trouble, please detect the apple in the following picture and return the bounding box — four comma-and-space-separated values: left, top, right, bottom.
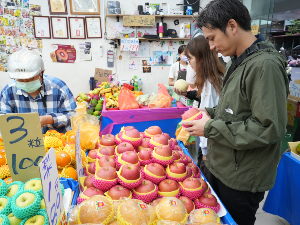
186, 167, 193, 178
199, 179, 209, 193
182, 178, 202, 189
6, 183, 21, 198
96, 166, 116, 180
182, 108, 200, 120
146, 163, 165, 176
104, 134, 115, 139
146, 126, 162, 135
153, 134, 168, 145
108, 185, 131, 200
84, 175, 95, 188
24, 179, 42, 193
87, 163, 96, 174
40, 199, 45, 209
140, 138, 150, 148
140, 132, 145, 138
8, 212, 22, 225
118, 131, 124, 139
187, 163, 200, 177
173, 151, 181, 161
174, 145, 183, 151
100, 136, 116, 146
83, 187, 104, 197
169, 162, 186, 174
98, 156, 116, 168
24, 215, 45, 225
87, 150, 97, 159
186, 155, 193, 163
155, 145, 172, 157
124, 126, 135, 131
139, 148, 152, 160
15, 192, 36, 208
125, 129, 140, 138
98, 146, 115, 157
121, 151, 139, 164
163, 133, 170, 140
158, 179, 179, 192
120, 164, 140, 180
0, 197, 9, 211
198, 193, 218, 207
134, 180, 155, 193
179, 196, 194, 214
170, 138, 178, 146
117, 142, 135, 154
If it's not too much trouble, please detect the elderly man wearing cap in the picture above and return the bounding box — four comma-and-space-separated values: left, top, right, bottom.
0, 50, 76, 134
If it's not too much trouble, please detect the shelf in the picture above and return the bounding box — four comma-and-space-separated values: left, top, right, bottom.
109, 37, 190, 41
106, 14, 197, 18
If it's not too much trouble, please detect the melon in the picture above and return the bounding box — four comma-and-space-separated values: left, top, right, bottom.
174, 79, 189, 92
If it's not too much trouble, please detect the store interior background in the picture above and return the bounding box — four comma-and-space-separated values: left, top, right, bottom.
0, 0, 299, 96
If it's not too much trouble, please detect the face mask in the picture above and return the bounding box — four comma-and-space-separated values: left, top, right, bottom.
181, 55, 189, 62
16, 79, 42, 93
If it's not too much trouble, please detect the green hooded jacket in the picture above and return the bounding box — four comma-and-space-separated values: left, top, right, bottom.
204, 40, 289, 193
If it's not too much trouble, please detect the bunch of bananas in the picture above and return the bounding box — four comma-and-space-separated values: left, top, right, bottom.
106, 95, 119, 108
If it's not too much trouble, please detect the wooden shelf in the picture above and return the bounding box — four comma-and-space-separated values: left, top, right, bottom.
106, 14, 197, 18
109, 37, 190, 41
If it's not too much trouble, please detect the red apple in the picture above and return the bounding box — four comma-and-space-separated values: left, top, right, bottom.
174, 145, 183, 151
83, 187, 104, 197
186, 155, 193, 163
140, 138, 150, 148
96, 166, 116, 180
146, 163, 165, 176
100, 136, 116, 146
146, 126, 162, 135
182, 108, 200, 120
187, 163, 200, 176
163, 133, 170, 140
182, 177, 202, 189
153, 134, 168, 145
98, 156, 116, 168
199, 179, 209, 193
98, 146, 115, 157
124, 126, 135, 131
125, 129, 140, 138
170, 138, 178, 146
104, 134, 115, 139
140, 132, 145, 138
134, 179, 155, 193
117, 142, 135, 154
155, 145, 172, 157
158, 179, 179, 192
108, 185, 131, 200
120, 164, 140, 180
84, 175, 95, 188
88, 150, 97, 159
121, 151, 139, 164
179, 196, 195, 214
118, 131, 124, 138
139, 148, 152, 160
173, 151, 181, 161
87, 162, 96, 174
198, 193, 218, 207
186, 167, 193, 178
169, 162, 186, 174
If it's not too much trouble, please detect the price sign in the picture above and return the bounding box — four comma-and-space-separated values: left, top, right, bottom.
123, 15, 155, 26
39, 148, 63, 225
75, 127, 84, 182
0, 113, 45, 182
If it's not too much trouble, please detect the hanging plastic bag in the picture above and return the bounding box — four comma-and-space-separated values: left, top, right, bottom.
158, 83, 173, 101
148, 93, 171, 108
118, 87, 139, 110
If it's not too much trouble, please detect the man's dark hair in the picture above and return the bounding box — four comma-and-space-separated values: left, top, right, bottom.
197, 0, 252, 33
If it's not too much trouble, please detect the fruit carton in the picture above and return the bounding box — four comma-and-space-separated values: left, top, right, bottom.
117, 166, 144, 189
132, 185, 158, 204
141, 167, 166, 185
179, 182, 204, 200
166, 165, 188, 183
151, 150, 174, 167
158, 187, 181, 198
194, 199, 221, 213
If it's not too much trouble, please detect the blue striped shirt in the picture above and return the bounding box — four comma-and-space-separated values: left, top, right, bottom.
0, 75, 76, 134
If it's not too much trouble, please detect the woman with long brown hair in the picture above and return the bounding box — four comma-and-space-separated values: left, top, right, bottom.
175, 35, 225, 177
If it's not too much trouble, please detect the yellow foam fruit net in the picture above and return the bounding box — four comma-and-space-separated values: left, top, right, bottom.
122, 132, 141, 141
144, 165, 165, 178
158, 188, 180, 198
179, 182, 203, 191
152, 150, 173, 161
183, 112, 202, 122
0, 165, 10, 179
118, 154, 139, 166
44, 137, 62, 148
189, 208, 220, 224
166, 165, 187, 178
104, 191, 133, 200
117, 166, 141, 184
45, 131, 61, 139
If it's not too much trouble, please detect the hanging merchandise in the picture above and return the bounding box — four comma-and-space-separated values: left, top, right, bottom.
107, 50, 114, 67
50, 44, 76, 63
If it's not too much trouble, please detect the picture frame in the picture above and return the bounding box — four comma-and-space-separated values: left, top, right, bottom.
51, 16, 69, 39
33, 16, 51, 39
85, 17, 102, 38
69, 17, 86, 39
48, 0, 68, 15
69, 0, 100, 15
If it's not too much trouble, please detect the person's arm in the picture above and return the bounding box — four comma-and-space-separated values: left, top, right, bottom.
169, 78, 175, 86
204, 59, 288, 150
168, 63, 176, 86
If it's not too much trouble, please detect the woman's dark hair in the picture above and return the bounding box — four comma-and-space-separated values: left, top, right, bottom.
176, 45, 187, 62
197, 0, 251, 33
185, 36, 225, 96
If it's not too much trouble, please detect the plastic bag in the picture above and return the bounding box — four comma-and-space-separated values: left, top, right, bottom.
164, 84, 175, 96
158, 83, 173, 101
71, 113, 100, 150
189, 208, 221, 224
118, 87, 139, 110
136, 94, 150, 106
148, 93, 171, 108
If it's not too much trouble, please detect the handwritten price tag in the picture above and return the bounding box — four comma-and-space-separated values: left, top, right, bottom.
124, 16, 155, 26
75, 128, 84, 182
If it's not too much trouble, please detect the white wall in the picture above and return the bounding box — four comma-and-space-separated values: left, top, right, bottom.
0, 0, 212, 96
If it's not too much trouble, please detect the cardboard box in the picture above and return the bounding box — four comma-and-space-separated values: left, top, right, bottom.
288, 141, 300, 161
287, 97, 298, 126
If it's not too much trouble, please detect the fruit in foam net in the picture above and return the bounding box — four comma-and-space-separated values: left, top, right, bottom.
155, 145, 172, 157
0, 154, 7, 167
0, 214, 10, 225
146, 126, 162, 136
186, 155, 193, 163
108, 185, 131, 200
6, 181, 24, 198
124, 129, 141, 139
99, 146, 115, 157
156, 197, 188, 223
0, 179, 8, 196
173, 151, 181, 161
23, 214, 45, 225
84, 175, 95, 188
186, 167, 193, 178
117, 199, 150, 225
140, 138, 150, 149
7, 212, 22, 225
61, 167, 77, 180
158, 179, 179, 193
169, 162, 186, 174
170, 138, 178, 146
163, 133, 171, 140
0, 165, 11, 179
87, 163, 96, 174
96, 166, 117, 180
98, 156, 116, 168
179, 196, 195, 214
173, 145, 182, 151
151, 198, 162, 208
55, 151, 71, 169
120, 164, 140, 180
69, 205, 80, 225
120, 151, 139, 164
147, 163, 165, 176
198, 193, 218, 207
182, 108, 200, 121
174, 79, 189, 92
40, 200, 45, 209
189, 208, 220, 224
83, 187, 104, 197
0, 196, 11, 215
153, 134, 169, 145
4, 177, 12, 185
24, 178, 43, 200
117, 143, 135, 154
182, 177, 202, 189
134, 179, 155, 193
100, 136, 116, 147
124, 126, 135, 131
108, 222, 118, 225
157, 221, 185, 225
187, 163, 200, 177
78, 195, 114, 224
199, 179, 209, 193
139, 148, 152, 160
88, 150, 97, 159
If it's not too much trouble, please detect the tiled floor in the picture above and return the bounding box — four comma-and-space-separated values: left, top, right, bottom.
255, 192, 290, 225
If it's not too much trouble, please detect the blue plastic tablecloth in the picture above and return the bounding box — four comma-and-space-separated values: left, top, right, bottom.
178, 141, 236, 225
263, 152, 300, 225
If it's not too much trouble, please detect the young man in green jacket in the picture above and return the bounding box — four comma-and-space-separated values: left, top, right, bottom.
183, 0, 289, 224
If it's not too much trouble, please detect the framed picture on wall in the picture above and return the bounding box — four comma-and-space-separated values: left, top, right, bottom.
85, 17, 102, 38
33, 16, 51, 39
69, 0, 100, 15
69, 17, 86, 39
48, 0, 68, 14
51, 16, 69, 39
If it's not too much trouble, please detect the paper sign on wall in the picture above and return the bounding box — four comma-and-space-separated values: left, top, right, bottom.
39, 148, 64, 225
94, 68, 112, 84
0, 113, 45, 182
75, 128, 84, 182
123, 16, 155, 26
121, 38, 139, 52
